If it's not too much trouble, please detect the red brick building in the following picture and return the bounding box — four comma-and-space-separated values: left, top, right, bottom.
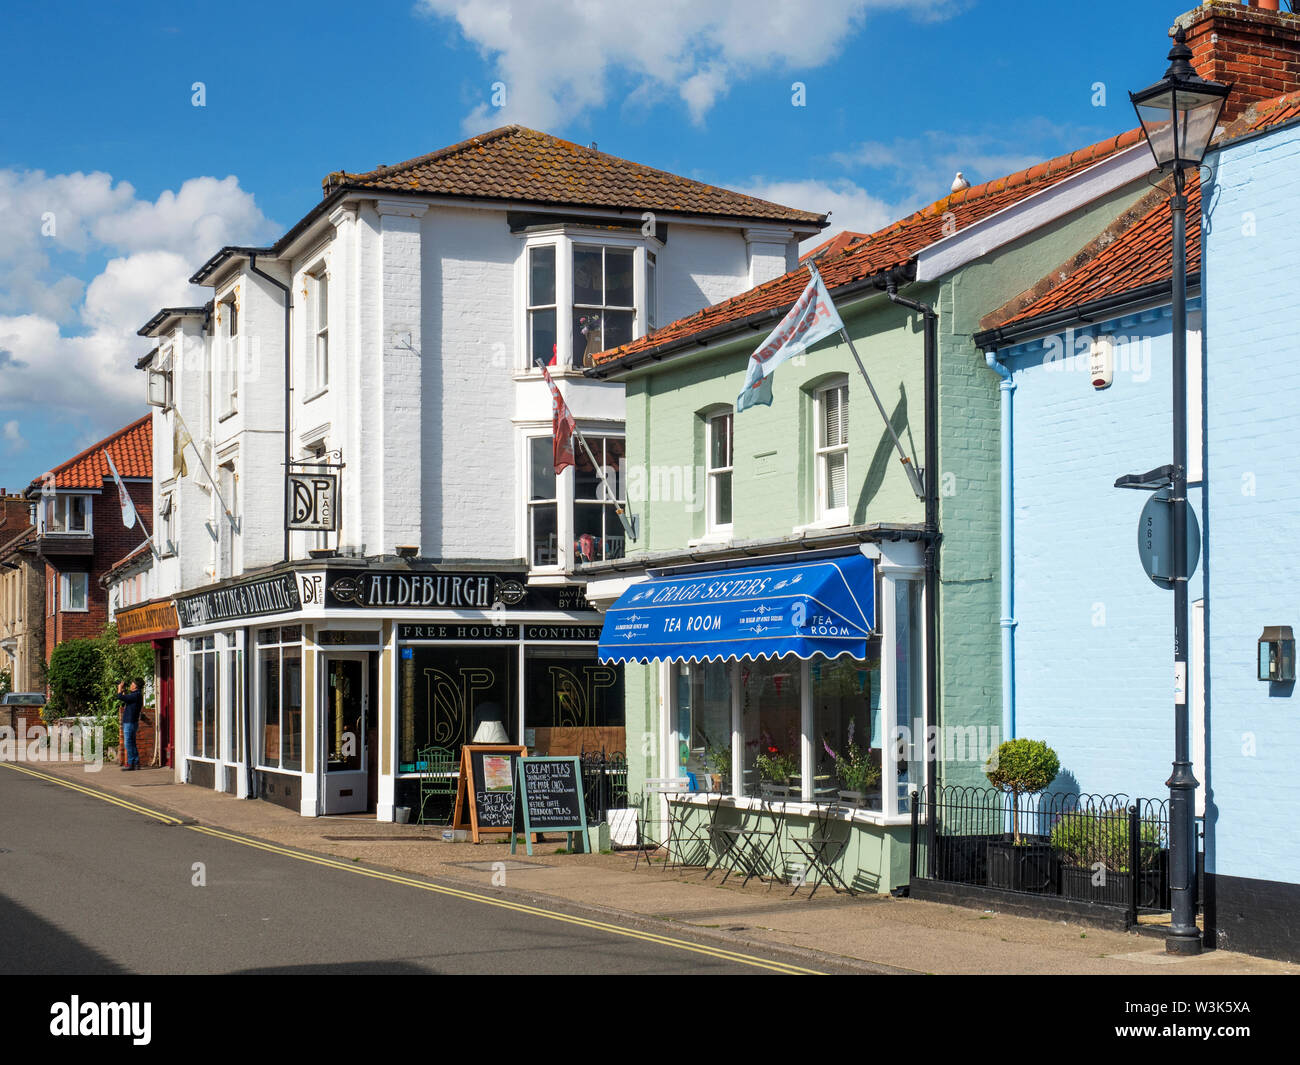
24, 416, 154, 666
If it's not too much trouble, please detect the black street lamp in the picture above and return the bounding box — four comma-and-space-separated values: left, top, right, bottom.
1129, 27, 1230, 957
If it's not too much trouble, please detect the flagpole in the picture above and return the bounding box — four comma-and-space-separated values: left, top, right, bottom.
808, 262, 926, 501
104, 450, 163, 560
172, 410, 238, 531
571, 425, 637, 543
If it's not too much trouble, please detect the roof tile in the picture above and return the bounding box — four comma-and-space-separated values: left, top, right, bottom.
32, 416, 152, 491
593, 127, 1145, 367
323, 126, 825, 226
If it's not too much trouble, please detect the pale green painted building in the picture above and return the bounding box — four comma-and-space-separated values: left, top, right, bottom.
583, 131, 1154, 891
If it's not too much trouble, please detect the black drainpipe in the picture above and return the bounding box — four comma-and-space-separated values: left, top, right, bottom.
885, 278, 939, 880
247, 254, 293, 563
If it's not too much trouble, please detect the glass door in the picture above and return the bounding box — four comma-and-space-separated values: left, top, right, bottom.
322, 654, 368, 814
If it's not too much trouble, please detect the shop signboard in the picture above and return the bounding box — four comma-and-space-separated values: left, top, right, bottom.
511, 756, 589, 856
452, 744, 527, 843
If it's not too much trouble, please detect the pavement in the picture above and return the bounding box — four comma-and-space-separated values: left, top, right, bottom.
16, 759, 1300, 976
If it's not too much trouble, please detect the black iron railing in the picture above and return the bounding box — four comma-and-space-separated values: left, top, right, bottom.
912, 785, 1196, 919
579, 750, 628, 822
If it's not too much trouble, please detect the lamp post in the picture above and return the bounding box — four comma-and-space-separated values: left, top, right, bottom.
1129, 26, 1230, 957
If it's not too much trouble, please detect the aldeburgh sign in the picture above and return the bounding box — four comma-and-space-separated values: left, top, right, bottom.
177, 574, 300, 627
319, 571, 527, 611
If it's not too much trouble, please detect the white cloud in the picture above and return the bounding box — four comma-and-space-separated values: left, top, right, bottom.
0, 169, 277, 435
2, 420, 25, 452
418, 0, 948, 130
741, 177, 907, 248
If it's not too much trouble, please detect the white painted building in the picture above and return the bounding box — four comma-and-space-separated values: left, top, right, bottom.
133, 125, 824, 819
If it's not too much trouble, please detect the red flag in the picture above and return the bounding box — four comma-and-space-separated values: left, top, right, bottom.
539, 363, 577, 473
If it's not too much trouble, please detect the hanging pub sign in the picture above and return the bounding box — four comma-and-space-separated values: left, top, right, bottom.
287, 471, 338, 532
177, 573, 301, 627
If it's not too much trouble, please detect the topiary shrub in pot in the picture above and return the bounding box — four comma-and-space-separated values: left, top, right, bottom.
983, 739, 1060, 893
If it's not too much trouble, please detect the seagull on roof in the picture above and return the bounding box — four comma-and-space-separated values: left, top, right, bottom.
951, 171, 971, 193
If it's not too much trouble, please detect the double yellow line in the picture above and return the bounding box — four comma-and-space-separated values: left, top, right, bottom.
1, 763, 822, 975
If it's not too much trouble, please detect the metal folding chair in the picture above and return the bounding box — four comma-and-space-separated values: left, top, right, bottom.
416, 745, 456, 824
713, 792, 785, 888
787, 798, 858, 898
635, 777, 690, 870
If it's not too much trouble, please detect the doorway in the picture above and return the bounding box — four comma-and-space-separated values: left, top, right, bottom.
321, 653, 369, 814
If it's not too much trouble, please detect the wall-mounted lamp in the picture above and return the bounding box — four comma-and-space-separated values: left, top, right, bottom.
1258, 626, 1295, 682
395, 545, 419, 559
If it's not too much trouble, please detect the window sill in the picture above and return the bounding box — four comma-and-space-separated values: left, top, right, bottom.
687, 532, 733, 548
666, 793, 916, 827
218, 408, 238, 424
303, 386, 329, 404
792, 515, 850, 535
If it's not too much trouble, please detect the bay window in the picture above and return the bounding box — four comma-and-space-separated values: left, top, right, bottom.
528, 432, 626, 570
522, 232, 655, 372
528, 245, 557, 368
43, 493, 91, 534
664, 572, 919, 819
572, 245, 634, 367
573, 435, 626, 563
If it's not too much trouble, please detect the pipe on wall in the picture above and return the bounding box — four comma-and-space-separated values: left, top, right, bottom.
985, 350, 1016, 741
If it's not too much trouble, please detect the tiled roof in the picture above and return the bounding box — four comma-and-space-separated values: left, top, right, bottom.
591, 127, 1145, 367
981, 174, 1201, 332
323, 125, 825, 226
800, 230, 869, 263
104, 539, 153, 580
1234, 86, 1300, 136
32, 416, 152, 491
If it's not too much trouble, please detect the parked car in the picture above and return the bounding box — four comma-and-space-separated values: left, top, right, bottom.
2, 692, 47, 708
1, 691, 47, 729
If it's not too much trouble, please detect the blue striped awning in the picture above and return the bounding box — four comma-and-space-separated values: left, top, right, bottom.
597, 554, 875, 664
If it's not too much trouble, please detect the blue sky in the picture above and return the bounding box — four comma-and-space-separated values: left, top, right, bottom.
0, 0, 1184, 491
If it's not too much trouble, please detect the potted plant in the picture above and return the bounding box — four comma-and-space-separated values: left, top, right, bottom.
1051, 808, 1166, 906
824, 721, 882, 808
983, 738, 1060, 893
754, 745, 799, 798
701, 731, 731, 793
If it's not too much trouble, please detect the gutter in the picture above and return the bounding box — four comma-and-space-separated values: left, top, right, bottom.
984, 351, 1016, 742
246, 254, 293, 563
973, 275, 1202, 350
884, 281, 940, 878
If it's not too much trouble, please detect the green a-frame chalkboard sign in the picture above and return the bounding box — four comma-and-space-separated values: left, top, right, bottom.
510, 756, 589, 857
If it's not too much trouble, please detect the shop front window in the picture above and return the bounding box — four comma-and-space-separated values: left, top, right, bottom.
813, 649, 882, 808
257, 626, 302, 771
894, 580, 924, 814
675, 660, 732, 787
741, 656, 802, 797
189, 636, 218, 760
398, 644, 515, 772
524, 647, 623, 755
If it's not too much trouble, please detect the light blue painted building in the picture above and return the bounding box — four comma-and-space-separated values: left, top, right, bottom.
1201, 105, 1300, 961
974, 95, 1300, 961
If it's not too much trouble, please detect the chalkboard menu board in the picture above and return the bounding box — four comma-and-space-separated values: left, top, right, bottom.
511, 756, 589, 856
452, 745, 527, 842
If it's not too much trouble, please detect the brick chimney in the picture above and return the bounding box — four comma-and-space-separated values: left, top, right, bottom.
1176, 2, 1300, 126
